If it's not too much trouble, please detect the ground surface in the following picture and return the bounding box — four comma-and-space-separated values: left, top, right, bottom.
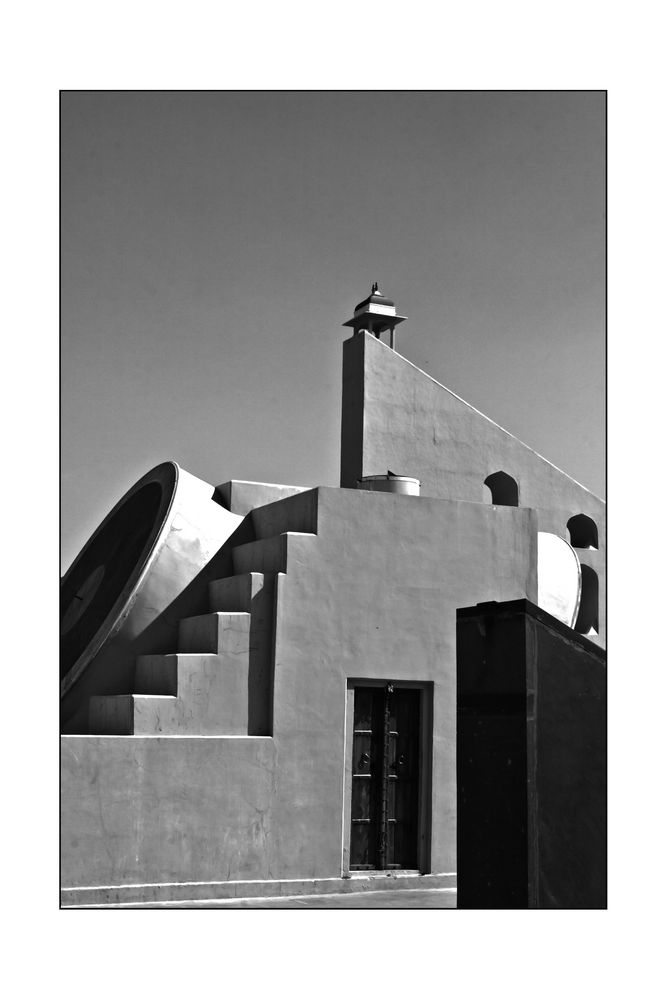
121, 888, 457, 908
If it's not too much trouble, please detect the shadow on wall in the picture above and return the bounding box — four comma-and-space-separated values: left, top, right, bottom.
574, 565, 599, 636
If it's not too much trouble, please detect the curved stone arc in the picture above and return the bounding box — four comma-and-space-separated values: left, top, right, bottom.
536, 531, 582, 629
61, 462, 178, 688
60, 461, 245, 732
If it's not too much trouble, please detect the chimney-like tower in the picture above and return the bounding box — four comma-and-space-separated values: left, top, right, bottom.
340, 285, 408, 489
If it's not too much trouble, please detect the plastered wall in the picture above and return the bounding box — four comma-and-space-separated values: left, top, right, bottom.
62, 487, 537, 887
340, 332, 605, 645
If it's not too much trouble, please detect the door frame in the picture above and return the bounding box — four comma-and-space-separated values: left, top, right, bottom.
341, 679, 433, 876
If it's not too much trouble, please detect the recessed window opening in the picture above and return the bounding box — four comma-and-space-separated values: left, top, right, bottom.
575, 565, 599, 636
567, 514, 598, 550
484, 471, 519, 507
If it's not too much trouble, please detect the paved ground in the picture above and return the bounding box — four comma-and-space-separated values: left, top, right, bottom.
134, 888, 457, 908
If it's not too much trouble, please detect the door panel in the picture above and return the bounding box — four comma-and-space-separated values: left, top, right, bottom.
390, 689, 420, 869
350, 685, 420, 871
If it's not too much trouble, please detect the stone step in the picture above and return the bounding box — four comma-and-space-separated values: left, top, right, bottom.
208, 573, 275, 737
135, 653, 218, 695
92, 648, 252, 735
250, 489, 317, 539
89, 694, 177, 735
178, 611, 250, 654
208, 572, 265, 613
140, 654, 250, 734
231, 531, 315, 575
216, 480, 309, 517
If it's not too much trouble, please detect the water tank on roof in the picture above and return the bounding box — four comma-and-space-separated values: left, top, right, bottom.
357, 474, 420, 496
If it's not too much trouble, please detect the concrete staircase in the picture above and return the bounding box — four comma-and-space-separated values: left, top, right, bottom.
89, 515, 317, 737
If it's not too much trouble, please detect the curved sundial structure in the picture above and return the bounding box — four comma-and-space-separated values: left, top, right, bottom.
60, 461, 243, 732
536, 531, 582, 629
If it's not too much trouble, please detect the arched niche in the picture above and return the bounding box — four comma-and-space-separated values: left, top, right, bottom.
567, 513, 599, 550
483, 471, 519, 507
574, 565, 599, 636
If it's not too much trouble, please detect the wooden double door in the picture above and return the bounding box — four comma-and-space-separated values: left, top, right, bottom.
350, 685, 421, 871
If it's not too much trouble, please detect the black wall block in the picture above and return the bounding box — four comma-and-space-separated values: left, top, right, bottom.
457, 599, 606, 909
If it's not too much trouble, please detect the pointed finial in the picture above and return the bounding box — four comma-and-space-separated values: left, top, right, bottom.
371, 281, 379, 294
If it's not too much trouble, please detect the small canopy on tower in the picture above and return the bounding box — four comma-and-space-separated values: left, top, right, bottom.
343, 282, 406, 348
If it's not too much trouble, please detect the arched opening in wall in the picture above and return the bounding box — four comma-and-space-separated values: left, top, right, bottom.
567, 514, 599, 549
484, 472, 519, 507
575, 565, 599, 636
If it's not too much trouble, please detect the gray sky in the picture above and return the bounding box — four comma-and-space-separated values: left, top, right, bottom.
61, 91, 604, 571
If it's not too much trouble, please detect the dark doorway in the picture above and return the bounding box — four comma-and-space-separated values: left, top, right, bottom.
350, 685, 420, 870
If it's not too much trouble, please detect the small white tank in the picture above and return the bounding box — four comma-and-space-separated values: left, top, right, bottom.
357, 474, 421, 496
